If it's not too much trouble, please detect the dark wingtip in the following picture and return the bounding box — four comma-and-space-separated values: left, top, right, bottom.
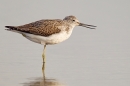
5, 26, 12, 28
5, 26, 17, 31
5, 26, 8, 28
5, 26, 10, 30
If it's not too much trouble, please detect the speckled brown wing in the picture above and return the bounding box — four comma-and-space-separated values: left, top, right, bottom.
6, 19, 64, 37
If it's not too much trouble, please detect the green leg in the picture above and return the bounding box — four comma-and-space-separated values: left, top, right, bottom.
42, 45, 46, 63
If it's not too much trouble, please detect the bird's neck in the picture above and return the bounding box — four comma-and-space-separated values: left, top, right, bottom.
65, 25, 75, 34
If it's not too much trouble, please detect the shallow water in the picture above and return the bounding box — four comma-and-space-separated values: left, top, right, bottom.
0, 0, 130, 86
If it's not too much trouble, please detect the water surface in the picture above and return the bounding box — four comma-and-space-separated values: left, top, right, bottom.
0, 0, 130, 86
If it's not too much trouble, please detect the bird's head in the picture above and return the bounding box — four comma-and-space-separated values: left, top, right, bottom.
63, 15, 96, 29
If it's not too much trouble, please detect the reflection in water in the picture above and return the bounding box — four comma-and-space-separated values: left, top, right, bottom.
23, 78, 65, 86
42, 62, 45, 81
23, 63, 65, 86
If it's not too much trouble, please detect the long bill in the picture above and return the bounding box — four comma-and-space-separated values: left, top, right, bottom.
79, 23, 97, 29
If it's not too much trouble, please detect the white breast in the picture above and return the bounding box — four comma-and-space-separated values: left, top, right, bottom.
23, 29, 73, 45
45, 30, 73, 44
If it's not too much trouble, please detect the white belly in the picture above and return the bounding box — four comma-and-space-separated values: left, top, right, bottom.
22, 30, 72, 45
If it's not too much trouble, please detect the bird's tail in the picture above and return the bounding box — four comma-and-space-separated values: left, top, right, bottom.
5, 26, 22, 34
5, 26, 17, 31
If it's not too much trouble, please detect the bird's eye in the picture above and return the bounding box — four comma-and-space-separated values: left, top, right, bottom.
72, 20, 75, 21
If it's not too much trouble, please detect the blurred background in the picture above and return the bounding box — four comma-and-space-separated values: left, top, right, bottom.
0, 0, 130, 86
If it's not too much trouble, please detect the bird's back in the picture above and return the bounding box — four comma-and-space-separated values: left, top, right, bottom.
5, 19, 69, 37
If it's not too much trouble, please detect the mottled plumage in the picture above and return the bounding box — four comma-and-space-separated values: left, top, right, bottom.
5, 19, 68, 37
5, 15, 96, 45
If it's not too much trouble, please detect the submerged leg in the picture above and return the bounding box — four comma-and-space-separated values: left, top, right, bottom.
42, 62, 46, 83
42, 45, 46, 77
